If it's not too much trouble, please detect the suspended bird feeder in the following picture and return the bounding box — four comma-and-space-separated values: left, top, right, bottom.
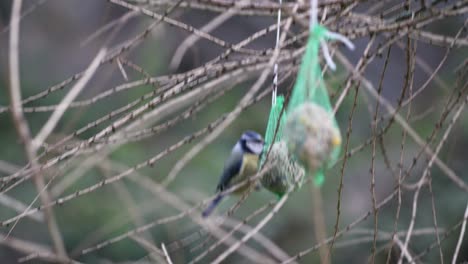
261, 141, 305, 196
284, 102, 341, 180
259, 0, 354, 190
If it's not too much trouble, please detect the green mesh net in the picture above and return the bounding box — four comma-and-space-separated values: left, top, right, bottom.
259, 95, 286, 168
261, 24, 342, 188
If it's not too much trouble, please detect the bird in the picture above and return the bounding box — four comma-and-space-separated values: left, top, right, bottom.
202, 131, 264, 217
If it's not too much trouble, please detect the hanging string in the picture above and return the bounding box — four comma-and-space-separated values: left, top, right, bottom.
310, 0, 318, 29
259, 0, 284, 168
272, 0, 282, 106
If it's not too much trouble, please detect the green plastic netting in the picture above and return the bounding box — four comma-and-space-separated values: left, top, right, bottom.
260, 24, 342, 188
259, 95, 287, 167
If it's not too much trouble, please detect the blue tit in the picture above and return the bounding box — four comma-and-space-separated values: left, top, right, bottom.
202, 131, 264, 217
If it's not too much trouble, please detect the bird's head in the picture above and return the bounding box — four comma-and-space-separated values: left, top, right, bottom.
239, 130, 264, 155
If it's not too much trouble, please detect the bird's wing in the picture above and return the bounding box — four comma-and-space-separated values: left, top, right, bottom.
216, 149, 243, 191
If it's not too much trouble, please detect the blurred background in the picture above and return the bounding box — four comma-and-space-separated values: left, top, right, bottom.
0, 0, 467, 263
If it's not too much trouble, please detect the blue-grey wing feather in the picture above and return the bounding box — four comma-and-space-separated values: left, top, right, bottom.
216, 148, 243, 191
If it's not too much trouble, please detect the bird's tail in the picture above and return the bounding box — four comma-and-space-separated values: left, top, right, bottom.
202, 194, 224, 218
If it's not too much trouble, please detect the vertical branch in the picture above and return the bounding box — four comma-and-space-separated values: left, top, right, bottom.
369, 45, 393, 264
311, 184, 330, 264
329, 37, 376, 257
428, 180, 444, 263
7, 0, 67, 258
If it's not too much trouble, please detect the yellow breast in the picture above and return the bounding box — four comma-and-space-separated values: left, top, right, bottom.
231, 154, 259, 194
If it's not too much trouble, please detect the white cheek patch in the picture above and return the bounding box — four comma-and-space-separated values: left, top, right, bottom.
247, 141, 264, 154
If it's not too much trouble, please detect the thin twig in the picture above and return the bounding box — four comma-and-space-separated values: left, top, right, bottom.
7, 0, 67, 258
452, 199, 468, 264
212, 193, 289, 264
32, 49, 107, 150
0, 233, 79, 264
161, 243, 173, 264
